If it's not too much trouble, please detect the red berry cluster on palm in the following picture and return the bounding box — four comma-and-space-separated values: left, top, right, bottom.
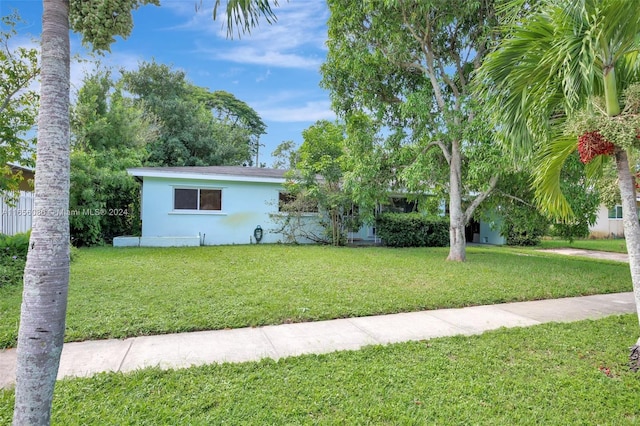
577, 130, 615, 164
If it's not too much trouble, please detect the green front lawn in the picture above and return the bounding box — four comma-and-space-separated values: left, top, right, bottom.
0, 245, 631, 349
2, 314, 639, 424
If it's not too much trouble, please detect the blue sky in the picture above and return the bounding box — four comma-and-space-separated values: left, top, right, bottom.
2, 0, 335, 166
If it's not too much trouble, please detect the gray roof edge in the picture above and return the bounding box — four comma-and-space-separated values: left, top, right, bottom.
127, 165, 289, 180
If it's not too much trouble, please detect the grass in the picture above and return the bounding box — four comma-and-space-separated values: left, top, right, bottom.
0, 245, 632, 349
539, 238, 628, 253
2, 314, 639, 424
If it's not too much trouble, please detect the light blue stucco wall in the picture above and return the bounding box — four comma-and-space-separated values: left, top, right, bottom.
479, 213, 506, 245
140, 177, 294, 245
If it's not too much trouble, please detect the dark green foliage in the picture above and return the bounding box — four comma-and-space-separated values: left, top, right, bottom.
480, 156, 599, 247
548, 222, 590, 241
193, 88, 266, 164
0, 232, 78, 288
121, 61, 255, 167
376, 213, 449, 247
0, 256, 24, 289
70, 69, 147, 246
506, 228, 544, 247
69, 152, 142, 246
551, 153, 600, 242
0, 231, 29, 257
0, 231, 29, 288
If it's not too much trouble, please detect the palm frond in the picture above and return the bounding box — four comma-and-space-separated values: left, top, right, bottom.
533, 134, 577, 220
478, 0, 640, 159
213, 0, 280, 38
584, 152, 611, 180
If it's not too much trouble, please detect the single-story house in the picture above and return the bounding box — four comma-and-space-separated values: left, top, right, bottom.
117, 166, 323, 247
117, 165, 505, 247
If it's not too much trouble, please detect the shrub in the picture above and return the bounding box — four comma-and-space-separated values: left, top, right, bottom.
0, 231, 30, 288
505, 230, 541, 247
0, 255, 26, 288
0, 231, 79, 288
376, 213, 449, 247
548, 222, 590, 242
0, 231, 30, 258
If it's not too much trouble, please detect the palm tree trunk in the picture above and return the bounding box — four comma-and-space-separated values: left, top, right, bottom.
447, 139, 466, 261
615, 149, 640, 342
13, 0, 71, 424
603, 64, 640, 363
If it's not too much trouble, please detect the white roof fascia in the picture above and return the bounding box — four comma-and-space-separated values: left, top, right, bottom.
127, 169, 286, 184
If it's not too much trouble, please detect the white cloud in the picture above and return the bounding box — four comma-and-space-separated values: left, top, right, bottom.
161, 0, 328, 70
68, 48, 144, 97
256, 69, 271, 82
205, 46, 322, 70
258, 100, 335, 123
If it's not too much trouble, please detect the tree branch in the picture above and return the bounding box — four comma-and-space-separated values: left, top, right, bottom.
0, 71, 38, 115
412, 140, 451, 166
493, 191, 538, 208
463, 174, 499, 223
398, 0, 447, 111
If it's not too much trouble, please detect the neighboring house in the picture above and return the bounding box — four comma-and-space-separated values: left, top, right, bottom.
118, 166, 324, 247
0, 163, 35, 235
589, 201, 640, 238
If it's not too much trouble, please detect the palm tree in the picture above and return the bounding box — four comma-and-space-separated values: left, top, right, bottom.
478, 0, 640, 362
13, 1, 280, 423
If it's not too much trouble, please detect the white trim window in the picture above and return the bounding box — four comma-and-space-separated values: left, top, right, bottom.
174, 188, 222, 211
608, 205, 623, 220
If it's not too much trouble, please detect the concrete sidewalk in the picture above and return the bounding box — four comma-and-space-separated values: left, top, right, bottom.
0, 292, 636, 389
539, 248, 629, 263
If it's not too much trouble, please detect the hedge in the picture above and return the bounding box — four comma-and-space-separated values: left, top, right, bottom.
375, 213, 449, 247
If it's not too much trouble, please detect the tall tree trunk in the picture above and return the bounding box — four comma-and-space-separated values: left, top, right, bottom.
602, 66, 640, 365
447, 139, 466, 261
615, 149, 640, 344
13, 0, 70, 424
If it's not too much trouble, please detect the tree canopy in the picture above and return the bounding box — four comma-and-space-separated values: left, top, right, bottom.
322, 0, 502, 260
69, 68, 155, 245
121, 60, 261, 167
0, 12, 38, 194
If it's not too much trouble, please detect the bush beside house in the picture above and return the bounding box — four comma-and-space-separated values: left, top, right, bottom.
376, 213, 449, 247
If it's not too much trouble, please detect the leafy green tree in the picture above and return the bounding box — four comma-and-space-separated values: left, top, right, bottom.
0, 11, 38, 194
14, 0, 278, 423
192, 88, 267, 165
121, 61, 254, 167
478, 0, 640, 361
322, 0, 502, 261
271, 139, 300, 169
480, 154, 600, 245
478, 170, 550, 246
69, 68, 154, 246
277, 120, 353, 245
552, 154, 601, 240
